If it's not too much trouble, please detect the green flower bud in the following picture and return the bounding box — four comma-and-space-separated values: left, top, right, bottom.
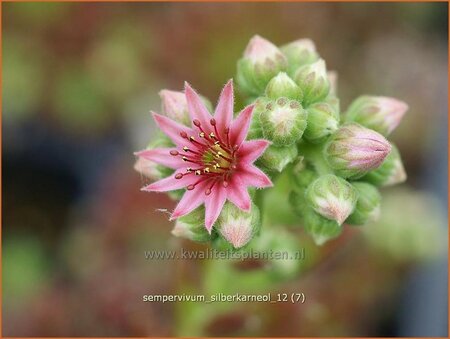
247, 97, 267, 140
362, 144, 407, 187
259, 98, 307, 146
346, 182, 381, 225
292, 163, 319, 191
258, 143, 298, 172
280, 39, 319, 76
303, 207, 342, 245
290, 191, 342, 245
294, 59, 330, 107
236, 35, 287, 96
172, 207, 215, 242
345, 95, 408, 136
327, 70, 338, 96
324, 123, 392, 179
324, 95, 340, 114
216, 202, 260, 249
305, 174, 358, 225
265, 72, 302, 100
304, 102, 339, 143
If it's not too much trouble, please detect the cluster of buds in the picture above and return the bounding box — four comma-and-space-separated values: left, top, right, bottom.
235, 35, 408, 245
135, 35, 408, 248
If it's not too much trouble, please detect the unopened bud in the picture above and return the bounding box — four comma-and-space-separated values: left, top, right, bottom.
259, 98, 307, 146
258, 143, 298, 172
324, 95, 340, 114
246, 97, 267, 140
159, 90, 190, 125
280, 39, 319, 76
362, 144, 407, 187
324, 123, 392, 179
216, 202, 260, 249
305, 174, 358, 225
290, 191, 342, 245
303, 207, 343, 245
327, 70, 338, 96
294, 59, 330, 106
172, 207, 214, 242
345, 96, 408, 136
304, 102, 339, 143
292, 165, 318, 191
237, 35, 287, 96
159, 89, 212, 125
265, 72, 302, 100
346, 182, 381, 225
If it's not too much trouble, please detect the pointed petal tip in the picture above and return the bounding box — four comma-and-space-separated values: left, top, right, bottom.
170, 208, 187, 221
224, 78, 234, 88
150, 110, 160, 120
220, 79, 234, 96
204, 222, 213, 234
259, 175, 274, 188
241, 202, 251, 212
245, 103, 255, 112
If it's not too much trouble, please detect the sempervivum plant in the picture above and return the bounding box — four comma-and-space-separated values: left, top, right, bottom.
135, 35, 408, 247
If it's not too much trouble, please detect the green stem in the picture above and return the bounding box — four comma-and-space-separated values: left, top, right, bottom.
299, 142, 333, 176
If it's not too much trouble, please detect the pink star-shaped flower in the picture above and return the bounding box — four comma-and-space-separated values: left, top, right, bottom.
135, 80, 272, 232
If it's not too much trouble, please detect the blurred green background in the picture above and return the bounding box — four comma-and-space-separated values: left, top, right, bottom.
2, 2, 448, 337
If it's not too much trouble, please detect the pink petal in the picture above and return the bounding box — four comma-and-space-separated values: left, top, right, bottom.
134, 148, 184, 169
141, 174, 194, 192
230, 105, 254, 147
227, 176, 251, 211
204, 184, 227, 233
152, 112, 193, 147
237, 164, 273, 188
214, 80, 234, 133
185, 82, 213, 130
170, 181, 208, 220
238, 139, 270, 164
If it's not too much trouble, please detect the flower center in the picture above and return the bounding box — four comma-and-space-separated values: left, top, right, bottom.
170, 118, 238, 195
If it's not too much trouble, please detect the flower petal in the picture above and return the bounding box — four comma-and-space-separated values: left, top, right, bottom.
238, 139, 270, 164
204, 184, 227, 233
185, 82, 213, 129
227, 176, 251, 211
141, 174, 194, 192
230, 104, 254, 147
214, 79, 234, 132
152, 112, 193, 147
170, 181, 208, 220
134, 148, 184, 169
237, 164, 273, 188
